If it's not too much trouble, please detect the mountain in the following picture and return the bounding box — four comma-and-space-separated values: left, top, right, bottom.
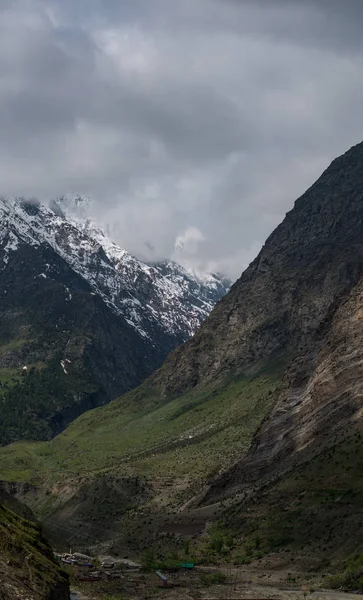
51, 195, 231, 344
0, 196, 229, 445
153, 142, 363, 397
3, 142, 363, 575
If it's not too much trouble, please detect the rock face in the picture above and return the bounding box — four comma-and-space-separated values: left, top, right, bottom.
142, 141, 363, 499
203, 275, 363, 502
0, 197, 229, 445
153, 142, 363, 396
0, 491, 69, 600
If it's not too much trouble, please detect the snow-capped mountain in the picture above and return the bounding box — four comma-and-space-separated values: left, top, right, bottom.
0, 196, 229, 345
0, 195, 230, 444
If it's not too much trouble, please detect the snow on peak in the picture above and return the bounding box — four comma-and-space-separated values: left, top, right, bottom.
51, 194, 92, 221
0, 196, 230, 342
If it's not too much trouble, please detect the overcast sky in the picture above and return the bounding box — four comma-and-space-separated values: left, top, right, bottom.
1, 0, 363, 278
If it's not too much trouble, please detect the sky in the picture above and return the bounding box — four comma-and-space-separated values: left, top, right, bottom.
1, 1, 363, 279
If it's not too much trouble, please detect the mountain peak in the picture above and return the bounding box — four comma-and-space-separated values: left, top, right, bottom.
50, 194, 92, 220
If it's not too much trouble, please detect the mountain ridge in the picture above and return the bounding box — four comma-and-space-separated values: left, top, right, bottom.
0, 196, 229, 444
1, 195, 230, 343
151, 140, 363, 397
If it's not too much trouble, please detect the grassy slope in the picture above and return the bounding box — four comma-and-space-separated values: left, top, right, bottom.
0, 336, 33, 388
0, 365, 282, 485
0, 354, 98, 446
0, 307, 100, 446
0, 502, 68, 599
3, 356, 363, 576
0, 338, 47, 388
216, 422, 363, 578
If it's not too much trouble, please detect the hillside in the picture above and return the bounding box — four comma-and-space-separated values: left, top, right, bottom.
0, 490, 69, 600
0, 197, 229, 445
2, 142, 363, 569
202, 271, 363, 504
152, 141, 363, 398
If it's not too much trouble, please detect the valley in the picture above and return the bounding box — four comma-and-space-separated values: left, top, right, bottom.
68, 565, 363, 600
3, 142, 363, 598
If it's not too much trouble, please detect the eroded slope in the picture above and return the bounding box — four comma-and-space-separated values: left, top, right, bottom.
0, 492, 69, 600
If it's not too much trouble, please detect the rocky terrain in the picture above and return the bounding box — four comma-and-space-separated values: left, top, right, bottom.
153, 141, 363, 398
203, 273, 363, 503
0, 196, 229, 445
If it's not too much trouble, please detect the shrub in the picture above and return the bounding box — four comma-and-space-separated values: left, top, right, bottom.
201, 572, 227, 586
141, 548, 155, 571
327, 554, 363, 592
233, 555, 252, 565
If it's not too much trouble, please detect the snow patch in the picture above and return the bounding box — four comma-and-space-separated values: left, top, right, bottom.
60, 360, 68, 375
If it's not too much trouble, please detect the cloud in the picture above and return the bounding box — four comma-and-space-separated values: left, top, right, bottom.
1, 0, 363, 278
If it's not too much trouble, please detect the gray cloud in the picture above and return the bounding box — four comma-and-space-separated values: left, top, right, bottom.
1, 0, 363, 278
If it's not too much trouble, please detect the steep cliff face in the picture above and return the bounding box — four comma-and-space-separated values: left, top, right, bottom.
203, 274, 363, 502
153, 142, 363, 397
0, 491, 69, 600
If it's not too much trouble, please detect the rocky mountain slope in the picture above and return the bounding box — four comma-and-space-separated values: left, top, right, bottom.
3, 142, 363, 568
153, 141, 363, 398
0, 196, 229, 445
203, 270, 363, 504
0, 490, 69, 600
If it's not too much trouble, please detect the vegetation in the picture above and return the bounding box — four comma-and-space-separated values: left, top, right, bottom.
201, 571, 227, 586
141, 547, 196, 572
0, 354, 98, 445
75, 581, 128, 600
0, 365, 281, 484
213, 424, 363, 570
4, 356, 363, 573
328, 554, 363, 591
0, 501, 68, 596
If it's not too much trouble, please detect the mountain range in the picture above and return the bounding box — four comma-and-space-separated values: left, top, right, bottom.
3, 142, 363, 591
0, 196, 229, 445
